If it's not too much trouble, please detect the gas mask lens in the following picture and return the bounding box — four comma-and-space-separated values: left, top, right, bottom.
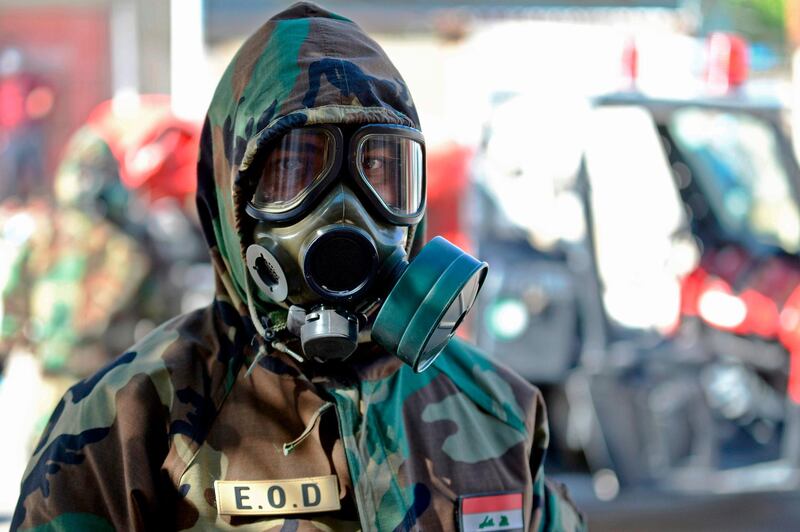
250, 127, 336, 213
247, 124, 425, 225
356, 133, 423, 217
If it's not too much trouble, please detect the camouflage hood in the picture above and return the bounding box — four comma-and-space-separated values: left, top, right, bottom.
196, 2, 421, 336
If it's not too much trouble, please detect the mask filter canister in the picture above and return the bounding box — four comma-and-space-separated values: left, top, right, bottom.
372, 236, 488, 372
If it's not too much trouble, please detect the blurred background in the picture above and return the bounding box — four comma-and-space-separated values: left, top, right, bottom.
2, 0, 800, 530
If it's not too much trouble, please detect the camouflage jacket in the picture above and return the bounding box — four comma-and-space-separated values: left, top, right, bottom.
13, 3, 584, 531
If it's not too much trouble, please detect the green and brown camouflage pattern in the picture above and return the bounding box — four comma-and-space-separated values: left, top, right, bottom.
13, 3, 584, 530
0, 193, 147, 376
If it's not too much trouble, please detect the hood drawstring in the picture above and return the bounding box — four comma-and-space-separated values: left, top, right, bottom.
282, 401, 334, 456
271, 340, 303, 362
245, 273, 271, 340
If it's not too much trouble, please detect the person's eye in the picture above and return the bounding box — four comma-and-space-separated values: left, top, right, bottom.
278, 159, 304, 172
364, 157, 385, 171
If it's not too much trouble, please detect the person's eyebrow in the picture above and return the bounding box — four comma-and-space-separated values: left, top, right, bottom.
270, 142, 323, 159
283, 140, 326, 152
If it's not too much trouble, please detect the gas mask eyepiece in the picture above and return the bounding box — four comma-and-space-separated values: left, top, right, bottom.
245, 124, 425, 226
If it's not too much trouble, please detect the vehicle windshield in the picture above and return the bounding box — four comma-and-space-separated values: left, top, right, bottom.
668, 108, 800, 253
584, 106, 694, 332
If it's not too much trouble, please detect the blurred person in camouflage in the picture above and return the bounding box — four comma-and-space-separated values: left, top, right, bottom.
1, 95, 204, 378
50, 95, 209, 362
1, 95, 207, 520
0, 135, 148, 516
12, 3, 584, 531
0, 134, 147, 379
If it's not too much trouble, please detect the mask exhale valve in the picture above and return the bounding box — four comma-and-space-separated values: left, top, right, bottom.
286, 304, 362, 362
295, 306, 360, 361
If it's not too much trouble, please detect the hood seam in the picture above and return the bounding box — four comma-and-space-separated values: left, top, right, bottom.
317, 16, 345, 107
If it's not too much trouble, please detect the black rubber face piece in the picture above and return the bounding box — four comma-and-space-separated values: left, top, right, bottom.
305, 228, 378, 299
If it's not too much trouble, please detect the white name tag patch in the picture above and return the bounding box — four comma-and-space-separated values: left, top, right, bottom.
214, 475, 341, 516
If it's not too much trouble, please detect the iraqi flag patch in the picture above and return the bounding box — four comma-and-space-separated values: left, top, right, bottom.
459, 492, 524, 531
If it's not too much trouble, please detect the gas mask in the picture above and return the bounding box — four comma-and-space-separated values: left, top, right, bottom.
245, 124, 487, 372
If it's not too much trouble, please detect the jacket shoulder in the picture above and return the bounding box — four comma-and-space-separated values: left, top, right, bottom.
428, 337, 543, 435
63, 307, 213, 413
440, 337, 538, 393
13, 306, 240, 530
21, 305, 233, 489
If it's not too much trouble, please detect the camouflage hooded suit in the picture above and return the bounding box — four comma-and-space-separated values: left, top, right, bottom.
13, 3, 584, 530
